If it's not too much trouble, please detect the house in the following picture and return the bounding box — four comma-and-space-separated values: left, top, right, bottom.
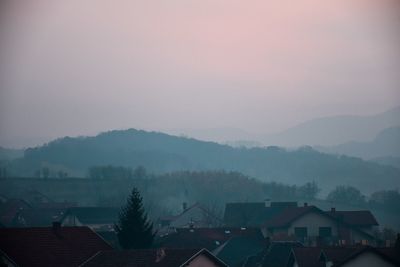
158, 203, 222, 234
61, 207, 119, 231
224, 201, 297, 227
262, 203, 377, 246
156, 227, 265, 252
80, 248, 228, 267
0, 223, 112, 267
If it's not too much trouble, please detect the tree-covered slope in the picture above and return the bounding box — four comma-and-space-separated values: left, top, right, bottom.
7, 129, 400, 194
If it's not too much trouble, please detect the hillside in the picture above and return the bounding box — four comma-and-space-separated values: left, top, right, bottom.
6, 129, 400, 195
316, 126, 400, 161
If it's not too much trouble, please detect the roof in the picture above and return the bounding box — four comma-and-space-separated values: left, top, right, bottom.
264, 206, 319, 228
320, 247, 360, 265
0, 226, 112, 267
80, 248, 228, 267
156, 227, 264, 251
13, 208, 66, 227
224, 202, 297, 227
326, 210, 379, 226
62, 207, 119, 224
215, 236, 266, 267
333, 246, 400, 267
290, 247, 325, 267
261, 241, 303, 267
159, 203, 222, 224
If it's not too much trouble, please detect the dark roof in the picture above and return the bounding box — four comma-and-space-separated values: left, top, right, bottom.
13, 208, 66, 227
262, 241, 303, 267
224, 202, 297, 227
160, 203, 221, 223
333, 246, 400, 267
156, 227, 264, 251
326, 210, 379, 226
80, 248, 228, 267
320, 247, 360, 265
215, 236, 266, 267
0, 226, 112, 267
290, 247, 325, 267
62, 207, 119, 224
264, 206, 318, 228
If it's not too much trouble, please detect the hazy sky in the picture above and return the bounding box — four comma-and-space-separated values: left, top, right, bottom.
0, 0, 399, 148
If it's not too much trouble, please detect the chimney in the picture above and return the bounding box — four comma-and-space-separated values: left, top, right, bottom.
304, 202, 308, 207
155, 248, 166, 263
182, 202, 187, 212
331, 207, 336, 213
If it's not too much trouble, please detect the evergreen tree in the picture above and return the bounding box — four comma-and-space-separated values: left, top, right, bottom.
114, 187, 155, 249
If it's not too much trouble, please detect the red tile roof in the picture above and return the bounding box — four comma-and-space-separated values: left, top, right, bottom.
80, 248, 228, 267
264, 206, 318, 228
326, 210, 378, 226
0, 226, 112, 267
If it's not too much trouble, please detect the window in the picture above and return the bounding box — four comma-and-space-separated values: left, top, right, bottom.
294, 227, 308, 238
319, 227, 332, 237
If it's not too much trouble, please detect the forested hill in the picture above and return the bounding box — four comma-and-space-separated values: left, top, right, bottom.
6, 129, 400, 194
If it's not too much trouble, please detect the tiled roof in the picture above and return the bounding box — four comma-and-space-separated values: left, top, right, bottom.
215, 235, 266, 267
80, 248, 228, 267
0, 226, 112, 267
291, 247, 325, 267
13, 208, 66, 227
224, 202, 297, 227
264, 206, 318, 228
325, 210, 379, 226
61, 207, 119, 224
321, 247, 360, 264
156, 227, 264, 251
333, 246, 400, 267
261, 241, 303, 267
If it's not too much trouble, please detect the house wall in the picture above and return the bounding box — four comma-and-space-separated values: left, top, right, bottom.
187, 254, 224, 267
287, 212, 339, 237
340, 252, 396, 267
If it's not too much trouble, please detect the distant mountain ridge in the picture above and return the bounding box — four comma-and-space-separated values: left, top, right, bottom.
316, 126, 400, 160
5, 129, 400, 195
162, 106, 400, 148
261, 106, 400, 147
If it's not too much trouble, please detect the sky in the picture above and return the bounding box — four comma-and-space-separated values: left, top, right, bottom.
0, 0, 399, 148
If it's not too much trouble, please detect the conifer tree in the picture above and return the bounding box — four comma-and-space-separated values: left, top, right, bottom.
114, 187, 155, 249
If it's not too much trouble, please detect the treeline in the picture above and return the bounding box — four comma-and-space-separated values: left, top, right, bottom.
88, 165, 400, 215
87, 165, 147, 179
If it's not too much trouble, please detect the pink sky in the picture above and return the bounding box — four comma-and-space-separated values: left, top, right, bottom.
0, 0, 399, 147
